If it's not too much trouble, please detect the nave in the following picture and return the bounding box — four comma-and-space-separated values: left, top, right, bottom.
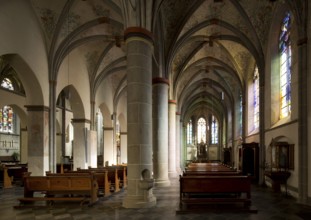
1, 178, 311, 220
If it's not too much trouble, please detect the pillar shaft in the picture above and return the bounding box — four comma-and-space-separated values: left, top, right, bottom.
25, 105, 49, 175
176, 112, 181, 173
120, 132, 127, 164
168, 100, 177, 177
152, 78, 170, 187
103, 127, 114, 166
71, 119, 90, 170
123, 27, 156, 208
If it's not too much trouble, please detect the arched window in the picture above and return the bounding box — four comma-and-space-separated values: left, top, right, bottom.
1, 77, 14, 90
279, 12, 291, 119
197, 117, 206, 143
0, 105, 14, 133
211, 115, 218, 144
186, 120, 192, 144
253, 66, 259, 130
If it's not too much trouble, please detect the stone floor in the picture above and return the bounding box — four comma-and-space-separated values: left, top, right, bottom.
1, 177, 311, 220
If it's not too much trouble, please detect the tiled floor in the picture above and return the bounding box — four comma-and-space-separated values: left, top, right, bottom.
1, 177, 311, 220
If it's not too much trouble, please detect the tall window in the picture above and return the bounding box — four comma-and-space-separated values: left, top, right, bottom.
211, 115, 218, 144
197, 117, 206, 143
239, 91, 243, 128
186, 120, 192, 144
279, 12, 291, 119
0, 106, 14, 133
1, 78, 14, 90
0, 78, 15, 133
253, 66, 259, 130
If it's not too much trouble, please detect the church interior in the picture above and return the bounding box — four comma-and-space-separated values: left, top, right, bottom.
1, 0, 311, 219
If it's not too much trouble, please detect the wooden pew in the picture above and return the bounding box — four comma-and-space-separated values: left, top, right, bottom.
178, 175, 254, 212
185, 163, 237, 172
183, 170, 242, 176
1, 165, 13, 188
109, 165, 127, 188
16, 174, 98, 207
84, 166, 124, 192
61, 170, 111, 197
0, 164, 28, 188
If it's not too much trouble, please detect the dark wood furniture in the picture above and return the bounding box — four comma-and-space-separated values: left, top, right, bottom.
265, 140, 293, 193
177, 162, 256, 213
47, 170, 111, 197
0, 163, 28, 188
265, 171, 291, 193
241, 143, 259, 183
16, 174, 98, 207
179, 175, 254, 211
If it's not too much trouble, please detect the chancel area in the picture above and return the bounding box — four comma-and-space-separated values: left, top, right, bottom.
1, 0, 311, 218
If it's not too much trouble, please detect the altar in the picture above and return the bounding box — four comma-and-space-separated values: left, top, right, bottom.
197, 141, 207, 161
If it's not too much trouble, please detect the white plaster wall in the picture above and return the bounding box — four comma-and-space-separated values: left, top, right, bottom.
0, 90, 26, 109
96, 79, 115, 165
0, 0, 48, 105
95, 78, 114, 115
57, 51, 91, 119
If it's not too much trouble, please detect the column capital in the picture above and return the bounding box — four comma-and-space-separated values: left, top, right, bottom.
49, 80, 57, 86
24, 105, 49, 112
152, 77, 169, 85
124, 27, 153, 44
103, 127, 113, 131
168, 100, 177, 104
71, 118, 91, 124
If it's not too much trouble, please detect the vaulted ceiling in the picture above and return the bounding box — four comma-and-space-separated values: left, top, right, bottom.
29, 0, 301, 125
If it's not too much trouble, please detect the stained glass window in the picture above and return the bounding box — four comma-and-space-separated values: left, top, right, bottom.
279, 12, 291, 119
211, 115, 218, 144
1, 78, 14, 90
186, 120, 192, 144
0, 106, 14, 133
197, 117, 206, 143
253, 66, 259, 129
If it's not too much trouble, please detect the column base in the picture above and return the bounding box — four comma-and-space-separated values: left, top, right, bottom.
122, 195, 157, 208
168, 171, 178, 178
154, 179, 171, 187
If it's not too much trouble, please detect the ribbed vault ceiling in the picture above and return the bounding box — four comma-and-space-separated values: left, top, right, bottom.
29, 0, 286, 124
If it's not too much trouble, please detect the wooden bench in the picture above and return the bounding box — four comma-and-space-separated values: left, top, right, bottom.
108, 165, 127, 188
81, 166, 126, 192
16, 174, 98, 207
185, 163, 236, 172
183, 170, 242, 176
178, 175, 255, 212
61, 170, 111, 197
1, 164, 28, 188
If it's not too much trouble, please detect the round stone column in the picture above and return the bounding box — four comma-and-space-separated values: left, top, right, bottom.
176, 112, 181, 173
168, 100, 177, 177
152, 77, 170, 187
25, 105, 50, 176
122, 27, 156, 208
